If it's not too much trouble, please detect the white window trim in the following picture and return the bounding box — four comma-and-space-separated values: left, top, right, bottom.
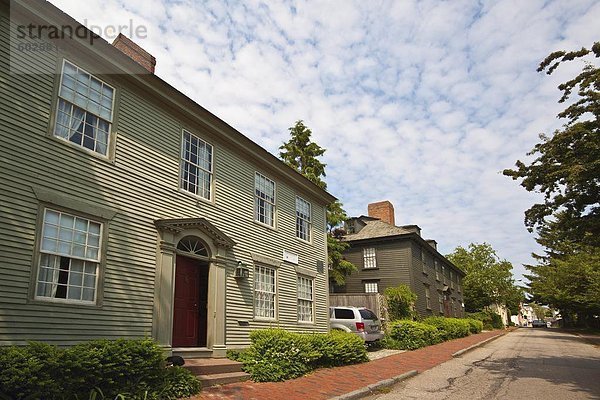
425, 285, 431, 309
254, 172, 276, 229
297, 275, 314, 323
34, 208, 103, 305
53, 59, 116, 158
363, 247, 377, 269
364, 281, 379, 293
253, 264, 277, 320
295, 196, 311, 243
179, 129, 214, 202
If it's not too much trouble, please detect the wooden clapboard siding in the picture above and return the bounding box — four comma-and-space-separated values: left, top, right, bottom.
0, 4, 330, 347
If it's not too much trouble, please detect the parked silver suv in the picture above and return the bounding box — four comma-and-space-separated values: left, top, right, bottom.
329, 306, 384, 343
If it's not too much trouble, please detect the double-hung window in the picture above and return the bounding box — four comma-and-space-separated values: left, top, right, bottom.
435, 260, 440, 281
255, 173, 275, 227
425, 285, 431, 309
421, 249, 427, 273
364, 281, 379, 293
35, 209, 102, 304
438, 293, 444, 314
54, 60, 114, 156
180, 130, 213, 200
363, 248, 377, 269
296, 196, 311, 241
297, 275, 314, 323
254, 265, 276, 319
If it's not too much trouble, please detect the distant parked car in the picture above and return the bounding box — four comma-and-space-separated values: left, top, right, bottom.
532, 320, 547, 328
329, 306, 384, 343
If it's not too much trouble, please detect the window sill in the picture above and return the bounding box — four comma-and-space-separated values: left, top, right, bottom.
298, 320, 315, 325
177, 188, 214, 206
253, 220, 278, 232
30, 296, 101, 308
49, 134, 115, 164
253, 317, 278, 322
362, 267, 379, 271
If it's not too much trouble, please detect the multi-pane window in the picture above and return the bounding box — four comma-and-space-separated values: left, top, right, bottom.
180, 131, 213, 199
364, 281, 379, 293
450, 271, 454, 288
363, 248, 377, 269
54, 60, 114, 156
435, 260, 440, 281
297, 275, 314, 322
457, 278, 462, 293
438, 293, 444, 314
255, 173, 275, 227
254, 265, 276, 319
296, 196, 311, 241
442, 266, 447, 284
425, 285, 431, 309
36, 209, 102, 303
421, 249, 427, 273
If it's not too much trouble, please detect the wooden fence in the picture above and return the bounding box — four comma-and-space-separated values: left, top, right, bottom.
329, 293, 389, 325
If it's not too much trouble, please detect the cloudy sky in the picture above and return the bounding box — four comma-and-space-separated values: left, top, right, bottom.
49, 0, 600, 280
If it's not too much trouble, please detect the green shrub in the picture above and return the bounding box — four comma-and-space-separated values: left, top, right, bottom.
62, 338, 166, 398
384, 284, 417, 320
467, 310, 504, 330
308, 330, 368, 367
237, 329, 368, 382
465, 318, 484, 334
243, 329, 320, 382
158, 366, 201, 400
0, 342, 62, 400
0, 339, 200, 400
384, 320, 441, 350
422, 317, 471, 340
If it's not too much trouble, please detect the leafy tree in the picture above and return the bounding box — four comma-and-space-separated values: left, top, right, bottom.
446, 243, 520, 313
384, 284, 417, 321
503, 42, 600, 247
279, 120, 357, 286
526, 245, 600, 326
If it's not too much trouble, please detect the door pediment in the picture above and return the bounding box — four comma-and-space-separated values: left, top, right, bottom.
155, 218, 235, 249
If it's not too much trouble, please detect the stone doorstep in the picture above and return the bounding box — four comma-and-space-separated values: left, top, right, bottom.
183, 358, 250, 387
197, 371, 251, 387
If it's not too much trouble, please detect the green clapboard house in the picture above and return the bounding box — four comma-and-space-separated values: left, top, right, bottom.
0, 0, 334, 358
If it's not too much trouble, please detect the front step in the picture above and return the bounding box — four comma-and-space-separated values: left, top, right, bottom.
197, 371, 250, 387
172, 347, 213, 359
183, 358, 250, 387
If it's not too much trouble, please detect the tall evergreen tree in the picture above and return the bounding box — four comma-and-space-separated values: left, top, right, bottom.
503, 42, 600, 247
279, 120, 357, 286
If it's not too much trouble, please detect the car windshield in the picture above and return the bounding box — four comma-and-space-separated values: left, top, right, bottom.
359, 309, 378, 321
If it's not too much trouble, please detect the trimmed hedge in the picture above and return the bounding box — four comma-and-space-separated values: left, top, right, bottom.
383, 320, 441, 350
467, 310, 504, 330
466, 318, 484, 334
233, 329, 367, 382
0, 339, 201, 400
422, 317, 471, 340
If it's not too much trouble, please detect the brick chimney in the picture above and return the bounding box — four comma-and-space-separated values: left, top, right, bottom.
112, 33, 156, 73
367, 201, 395, 226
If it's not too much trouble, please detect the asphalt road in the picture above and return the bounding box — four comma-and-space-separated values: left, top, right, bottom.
371, 328, 600, 400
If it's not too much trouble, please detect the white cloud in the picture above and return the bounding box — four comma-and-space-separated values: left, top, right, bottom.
48, 0, 600, 280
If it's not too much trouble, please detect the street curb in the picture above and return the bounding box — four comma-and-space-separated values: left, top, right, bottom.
328, 370, 418, 400
451, 332, 507, 357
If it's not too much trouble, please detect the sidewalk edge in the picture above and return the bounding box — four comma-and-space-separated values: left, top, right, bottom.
328, 370, 418, 400
451, 331, 506, 357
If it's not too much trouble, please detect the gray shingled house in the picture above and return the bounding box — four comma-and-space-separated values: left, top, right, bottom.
0, 0, 334, 358
335, 201, 465, 318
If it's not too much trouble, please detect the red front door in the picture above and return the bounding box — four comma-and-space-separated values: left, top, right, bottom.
172, 256, 201, 347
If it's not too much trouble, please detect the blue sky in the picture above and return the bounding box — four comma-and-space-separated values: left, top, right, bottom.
50, 0, 600, 280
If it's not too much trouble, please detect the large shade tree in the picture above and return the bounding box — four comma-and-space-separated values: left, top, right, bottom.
446, 243, 522, 313
504, 43, 600, 326
279, 120, 357, 286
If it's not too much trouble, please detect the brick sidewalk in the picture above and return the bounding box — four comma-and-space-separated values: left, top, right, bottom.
192, 330, 508, 400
